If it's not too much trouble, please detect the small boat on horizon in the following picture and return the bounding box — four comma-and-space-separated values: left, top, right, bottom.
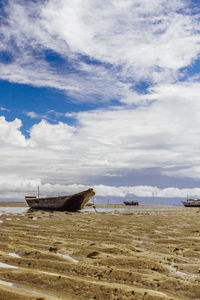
25, 188, 95, 211
123, 200, 139, 206
182, 198, 200, 207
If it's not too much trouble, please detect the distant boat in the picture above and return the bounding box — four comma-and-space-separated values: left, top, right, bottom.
182, 198, 200, 207
123, 200, 139, 206
25, 188, 95, 211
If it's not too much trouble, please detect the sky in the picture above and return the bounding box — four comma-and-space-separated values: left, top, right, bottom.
1, 0, 200, 202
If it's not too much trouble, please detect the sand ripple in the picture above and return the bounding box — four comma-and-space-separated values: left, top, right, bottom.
0, 205, 199, 299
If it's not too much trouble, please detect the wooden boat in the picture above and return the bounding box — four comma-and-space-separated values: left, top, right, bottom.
182, 198, 200, 207
25, 188, 95, 211
123, 200, 139, 206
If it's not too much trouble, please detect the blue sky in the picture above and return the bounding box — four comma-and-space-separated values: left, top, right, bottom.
1, 0, 200, 201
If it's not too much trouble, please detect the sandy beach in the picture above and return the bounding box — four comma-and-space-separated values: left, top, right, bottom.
0, 203, 200, 299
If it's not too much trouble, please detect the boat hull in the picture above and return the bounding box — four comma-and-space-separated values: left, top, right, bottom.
25, 188, 95, 212
123, 201, 139, 206
182, 201, 200, 207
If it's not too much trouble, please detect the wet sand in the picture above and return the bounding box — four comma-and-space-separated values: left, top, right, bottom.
0, 203, 199, 299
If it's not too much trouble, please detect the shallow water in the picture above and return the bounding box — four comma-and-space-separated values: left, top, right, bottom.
82, 207, 184, 213
0, 207, 28, 216
0, 262, 18, 269
0, 279, 59, 298
0, 206, 185, 216
8, 253, 21, 258
57, 253, 78, 263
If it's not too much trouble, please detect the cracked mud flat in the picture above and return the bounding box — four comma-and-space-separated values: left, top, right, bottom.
0, 204, 200, 299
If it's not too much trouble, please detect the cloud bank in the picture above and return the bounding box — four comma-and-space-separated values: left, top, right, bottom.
1, 83, 200, 200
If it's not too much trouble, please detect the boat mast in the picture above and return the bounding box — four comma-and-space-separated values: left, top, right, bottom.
37, 185, 40, 198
